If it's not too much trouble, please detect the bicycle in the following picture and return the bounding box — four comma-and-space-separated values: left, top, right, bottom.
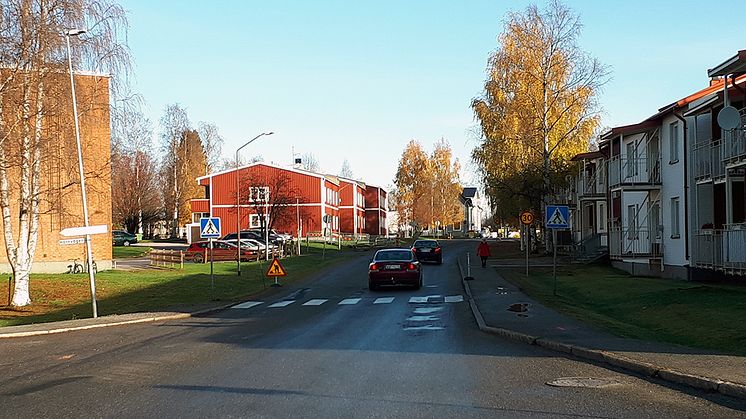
66, 258, 83, 274
85, 260, 98, 274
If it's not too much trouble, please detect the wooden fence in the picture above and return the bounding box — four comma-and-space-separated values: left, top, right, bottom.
150, 249, 184, 269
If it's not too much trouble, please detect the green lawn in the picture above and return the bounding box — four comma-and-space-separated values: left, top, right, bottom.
500, 265, 746, 355
112, 246, 152, 258
0, 247, 357, 327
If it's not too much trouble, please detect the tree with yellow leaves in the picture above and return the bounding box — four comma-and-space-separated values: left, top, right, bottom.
393, 140, 432, 232
472, 0, 608, 228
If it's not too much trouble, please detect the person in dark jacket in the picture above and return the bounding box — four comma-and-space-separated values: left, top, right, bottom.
477, 239, 491, 268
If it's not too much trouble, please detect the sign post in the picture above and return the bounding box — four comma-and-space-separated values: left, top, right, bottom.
60, 224, 108, 318
200, 217, 222, 295
266, 257, 287, 287
545, 205, 570, 296
520, 211, 534, 276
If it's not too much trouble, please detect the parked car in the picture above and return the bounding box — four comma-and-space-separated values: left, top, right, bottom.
112, 230, 138, 246
411, 239, 442, 264
222, 230, 266, 243
185, 240, 255, 263
248, 228, 289, 245
368, 248, 422, 291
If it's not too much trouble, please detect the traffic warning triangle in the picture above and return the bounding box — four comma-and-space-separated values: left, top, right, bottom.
266, 258, 287, 277
548, 208, 567, 226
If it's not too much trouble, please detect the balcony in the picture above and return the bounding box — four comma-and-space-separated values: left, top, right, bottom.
722, 128, 746, 165
692, 224, 746, 274
576, 169, 606, 199
693, 140, 725, 182
608, 155, 661, 189
609, 226, 663, 259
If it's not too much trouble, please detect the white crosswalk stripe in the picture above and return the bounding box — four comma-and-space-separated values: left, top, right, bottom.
268, 300, 295, 308
232, 301, 262, 309
408, 296, 430, 303
338, 298, 361, 305
445, 295, 464, 303
302, 299, 328, 306
374, 297, 395, 304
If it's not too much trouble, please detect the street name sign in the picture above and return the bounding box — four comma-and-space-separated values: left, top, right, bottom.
545, 205, 570, 229
60, 224, 108, 237
200, 217, 221, 239
59, 237, 86, 246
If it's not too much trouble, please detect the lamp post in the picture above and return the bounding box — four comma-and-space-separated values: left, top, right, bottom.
66, 29, 98, 318
236, 131, 273, 275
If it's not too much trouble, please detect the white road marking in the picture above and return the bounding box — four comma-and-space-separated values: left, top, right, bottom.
232, 301, 262, 309
338, 298, 361, 305
302, 299, 328, 306
403, 326, 445, 331
374, 297, 395, 304
414, 307, 443, 314
445, 295, 464, 303
408, 296, 429, 303
406, 315, 439, 321
268, 300, 295, 308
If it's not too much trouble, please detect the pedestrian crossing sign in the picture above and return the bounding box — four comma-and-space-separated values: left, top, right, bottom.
266, 258, 287, 277
545, 205, 570, 229
200, 217, 221, 238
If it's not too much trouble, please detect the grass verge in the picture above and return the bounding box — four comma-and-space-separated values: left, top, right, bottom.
112, 246, 152, 259
499, 264, 746, 355
0, 247, 356, 327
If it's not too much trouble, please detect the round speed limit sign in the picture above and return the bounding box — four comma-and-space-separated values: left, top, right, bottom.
520, 211, 534, 225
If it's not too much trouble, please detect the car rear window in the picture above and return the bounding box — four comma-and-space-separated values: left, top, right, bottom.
375, 250, 413, 261
414, 241, 437, 248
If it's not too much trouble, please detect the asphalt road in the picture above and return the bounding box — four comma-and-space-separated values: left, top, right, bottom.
1, 241, 744, 418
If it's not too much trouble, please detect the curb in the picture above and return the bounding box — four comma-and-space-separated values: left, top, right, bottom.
0, 302, 236, 339
456, 257, 746, 401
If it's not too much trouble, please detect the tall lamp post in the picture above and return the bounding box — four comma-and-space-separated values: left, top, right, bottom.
236, 132, 273, 275
66, 29, 98, 318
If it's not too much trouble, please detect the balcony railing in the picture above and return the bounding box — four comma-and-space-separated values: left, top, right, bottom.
576, 168, 606, 198
608, 155, 661, 188
693, 140, 725, 182
722, 128, 746, 164
692, 224, 746, 272
609, 226, 663, 258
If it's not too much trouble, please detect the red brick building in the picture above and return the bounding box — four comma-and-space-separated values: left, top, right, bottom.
189, 163, 387, 241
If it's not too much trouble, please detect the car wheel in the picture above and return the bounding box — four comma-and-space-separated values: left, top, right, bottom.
437, 257, 442, 265
368, 281, 377, 291
414, 279, 422, 290
123, 240, 130, 247
193, 253, 204, 264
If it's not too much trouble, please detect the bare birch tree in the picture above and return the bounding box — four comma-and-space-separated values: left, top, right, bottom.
197, 121, 223, 175
159, 103, 190, 237
0, 0, 130, 307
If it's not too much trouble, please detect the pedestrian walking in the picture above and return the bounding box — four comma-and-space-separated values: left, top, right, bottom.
477, 238, 491, 268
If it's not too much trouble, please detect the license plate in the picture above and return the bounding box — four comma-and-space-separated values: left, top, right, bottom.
420, 249, 431, 252
385, 264, 400, 270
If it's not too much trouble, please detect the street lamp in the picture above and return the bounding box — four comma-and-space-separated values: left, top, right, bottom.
236, 131, 273, 275
66, 28, 98, 318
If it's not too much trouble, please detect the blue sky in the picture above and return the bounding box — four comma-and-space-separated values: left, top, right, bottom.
124, 0, 743, 188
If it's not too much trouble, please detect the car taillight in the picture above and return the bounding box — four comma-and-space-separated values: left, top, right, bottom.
369, 263, 379, 271
434, 247, 441, 253
407, 263, 417, 271
411, 247, 416, 252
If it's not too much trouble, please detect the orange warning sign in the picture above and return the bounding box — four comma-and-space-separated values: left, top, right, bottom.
266, 258, 287, 277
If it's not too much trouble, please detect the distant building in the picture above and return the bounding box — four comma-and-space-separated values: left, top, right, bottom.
446, 187, 484, 237
364, 185, 388, 236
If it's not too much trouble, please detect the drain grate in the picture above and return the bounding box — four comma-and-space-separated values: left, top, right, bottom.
546, 377, 622, 388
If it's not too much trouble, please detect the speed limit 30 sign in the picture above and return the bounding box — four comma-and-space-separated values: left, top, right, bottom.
520, 211, 534, 225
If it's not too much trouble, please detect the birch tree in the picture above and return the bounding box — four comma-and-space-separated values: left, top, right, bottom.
394, 140, 432, 231
159, 103, 190, 237
0, 0, 129, 307
197, 121, 223, 175
471, 0, 608, 226
430, 139, 462, 229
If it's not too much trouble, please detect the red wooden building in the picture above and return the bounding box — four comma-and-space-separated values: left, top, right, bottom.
189, 163, 340, 241
338, 177, 366, 237
188, 163, 388, 242
364, 185, 388, 236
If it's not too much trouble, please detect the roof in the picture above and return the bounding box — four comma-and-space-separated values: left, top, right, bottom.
600, 120, 659, 141
570, 151, 605, 161
197, 161, 329, 184
708, 50, 746, 77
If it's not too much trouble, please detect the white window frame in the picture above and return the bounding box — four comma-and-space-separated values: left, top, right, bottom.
249, 214, 262, 228
625, 142, 637, 178
669, 121, 679, 164
249, 186, 270, 203
627, 204, 638, 240
671, 197, 680, 238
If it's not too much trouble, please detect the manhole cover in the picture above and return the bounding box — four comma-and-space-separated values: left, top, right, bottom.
546, 377, 622, 388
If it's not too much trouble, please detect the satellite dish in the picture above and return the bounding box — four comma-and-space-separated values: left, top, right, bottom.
717, 106, 741, 130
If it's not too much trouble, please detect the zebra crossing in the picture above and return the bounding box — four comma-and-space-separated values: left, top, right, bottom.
231, 294, 465, 310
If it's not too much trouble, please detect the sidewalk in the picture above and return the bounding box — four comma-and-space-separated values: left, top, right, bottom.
458, 256, 746, 401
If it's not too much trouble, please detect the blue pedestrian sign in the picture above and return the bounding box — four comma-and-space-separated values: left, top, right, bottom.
545, 205, 570, 229
200, 217, 222, 239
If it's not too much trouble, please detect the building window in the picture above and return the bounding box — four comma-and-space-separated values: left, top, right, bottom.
649, 202, 661, 239
249, 186, 269, 203
598, 203, 606, 232
625, 142, 637, 178
193, 212, 210, 223
627, 204, 637, 240
669, 121, 679, 163
250, 214, 263, 228
671, 197, 680, 238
